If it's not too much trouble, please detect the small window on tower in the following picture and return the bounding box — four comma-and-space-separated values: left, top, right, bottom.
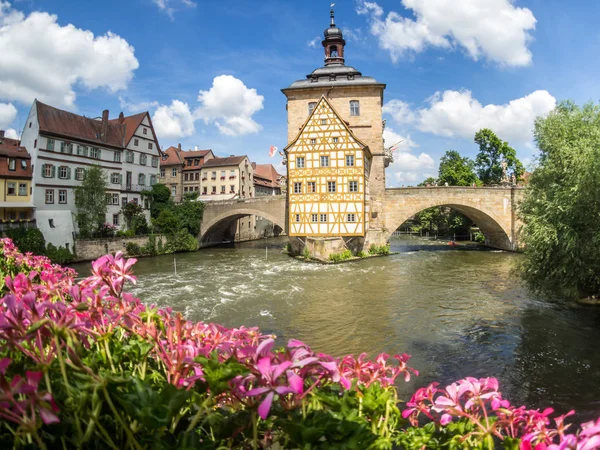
330, 46, 338, 57
308, 102, 317, 116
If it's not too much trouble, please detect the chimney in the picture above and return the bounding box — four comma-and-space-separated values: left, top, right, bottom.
118, 111, 124, 123
101, 110, 109, 141
0, 130, 4, 139
178, 143, 182, 150
194, 145, 199, 151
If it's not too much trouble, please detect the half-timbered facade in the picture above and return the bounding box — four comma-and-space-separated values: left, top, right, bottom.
286, 96, 371, 237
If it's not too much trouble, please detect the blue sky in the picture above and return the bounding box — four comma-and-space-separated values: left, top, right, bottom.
1, 0, 599, 185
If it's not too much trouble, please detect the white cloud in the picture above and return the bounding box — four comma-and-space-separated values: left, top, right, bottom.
152, 100, 195, 140
0, 2, 139, 108
383, 100, 416, 124
357, 0, 536, 66
118, 96, 159, 113
395, 89, 556, 146
383, 126, 417, 152
153, 0, 196, 19
0, 102, 17, 129
4, 128, 18, 139
195, 75, 264, 136
308, 36, 320, 48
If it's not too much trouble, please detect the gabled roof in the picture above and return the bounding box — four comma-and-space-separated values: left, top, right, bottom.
109, 112, 146, 146
181, 149, 212, 159
0, 137, 32, 178
160, 146, 185, 166
284, 95, 370, 157
252, 163, 282, 188
36, 101, 125, 148
202, 156, 248, 168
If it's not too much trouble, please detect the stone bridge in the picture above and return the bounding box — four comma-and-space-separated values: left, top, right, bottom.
200, 187, 524, 251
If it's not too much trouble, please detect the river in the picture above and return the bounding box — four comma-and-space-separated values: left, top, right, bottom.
71, 236, 600, 422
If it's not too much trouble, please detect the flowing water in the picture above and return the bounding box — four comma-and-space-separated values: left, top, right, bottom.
71, 236, 600, 422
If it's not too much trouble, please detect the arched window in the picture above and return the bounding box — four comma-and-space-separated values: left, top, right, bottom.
350, 100, 360, 116
308, 102, 317, 116
330, 45, 338, 58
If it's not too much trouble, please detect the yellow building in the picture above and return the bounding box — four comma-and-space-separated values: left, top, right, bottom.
282, 6, 388, 257
0, 132, 34, 221
286, 96, 371, 237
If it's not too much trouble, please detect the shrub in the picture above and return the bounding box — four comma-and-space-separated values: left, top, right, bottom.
369, 243, 391, 256
0, 237, 598, 449
4, 227, 45, 255
44, 243, 74, 264
475, 231, 486, 243
166, 229, 198, 253
329, 249, 353, 263
125, 241, 141, 256
302, 246, 311, 259
116, 229, 135, 238
357, 250, 368, 258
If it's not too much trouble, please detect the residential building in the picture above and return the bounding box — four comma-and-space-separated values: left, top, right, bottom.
19, 100, 161, 248
158, 145, 185, 202
0, 131, 34, 221
252, 163, 283, 196
181, 148, 215, 196
198, 155, 254, 200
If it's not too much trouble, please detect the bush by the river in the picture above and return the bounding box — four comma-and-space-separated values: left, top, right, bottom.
369, 243, 391, 256
520, 101, 600, 299
3, 227, 74, 264
1, 237, 599, 449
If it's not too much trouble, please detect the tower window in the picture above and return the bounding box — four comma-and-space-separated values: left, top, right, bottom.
308, 102, 317, 116
330, 46, 338, 58
350, 100, 360, 116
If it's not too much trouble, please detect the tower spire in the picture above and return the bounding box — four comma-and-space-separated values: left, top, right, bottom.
322, 4, 345, 66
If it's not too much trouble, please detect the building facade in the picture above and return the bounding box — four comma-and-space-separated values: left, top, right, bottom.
285, 96, 371, 237
197, 156, 254, 200
19, 101, 161, 248
253, 163, 283, 196
281, 7, 388, 256
0, 131, 34, 221
182, 149, 215, 197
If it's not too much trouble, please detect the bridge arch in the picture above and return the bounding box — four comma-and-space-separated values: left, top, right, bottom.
383, 188, 520, 250
200, 207, 286, 245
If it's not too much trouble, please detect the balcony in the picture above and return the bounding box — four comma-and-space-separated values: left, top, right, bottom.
123, 184, 148, 192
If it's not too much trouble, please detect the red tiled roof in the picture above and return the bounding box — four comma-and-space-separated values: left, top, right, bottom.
181, 149, 212, 158
109, 112, 147, 147
202, 155, 247, 168
160, 146, 184, 166
36, 101, 126, 148
181, 149, 214, 171
0, 137, 32, 178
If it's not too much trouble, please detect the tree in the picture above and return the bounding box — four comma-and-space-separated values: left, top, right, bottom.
175, 197, 204, 236
438, 150, 480, 186
145, 184, 173, 219
474, 129, 524, 185
519, 101, 600, 299
74, 165, 107, 237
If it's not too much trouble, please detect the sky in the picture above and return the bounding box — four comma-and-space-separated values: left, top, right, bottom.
1, 0, 599, 186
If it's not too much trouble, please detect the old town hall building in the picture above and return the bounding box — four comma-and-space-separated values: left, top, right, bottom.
282, 7, 389, 257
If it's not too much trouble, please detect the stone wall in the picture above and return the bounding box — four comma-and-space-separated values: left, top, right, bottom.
74, 235, 165, 262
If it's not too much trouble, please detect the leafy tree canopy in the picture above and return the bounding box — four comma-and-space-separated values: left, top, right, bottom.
474, 129, 524, 185
74, 165, 108, 237
519, 100, 600, 299
438, 150, 481, 186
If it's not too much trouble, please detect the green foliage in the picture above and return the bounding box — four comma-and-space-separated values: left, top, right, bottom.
44, 243, 74, 264
153, 209, 179, 235
474, 129, 524, 185
183, 191, 200, 201
519, 101, 600, 298
174, 197, 204, 236
411, 207, 473, 237
418, 176, 438, 186
438, 150, 481, 186
283, 242, 292, 253
474, 231, 486, 243
125, 241, 141, 256
74, 165, 108, 237
329, 249, 353, 263
357, 250, 368, 258
146, 183, 173, 219
302, 246, 311, 259
369, 244, 391, 256
166, 229, 198, 253
3, 227, 45, 255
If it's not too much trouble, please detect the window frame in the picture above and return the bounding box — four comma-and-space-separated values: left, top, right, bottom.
349, 180, 358, 192
45, 189, 54, 204
350, 100, 360, 116
296, 157, 305, 169
327, 181, 336, 193
320, 214, 327, 222
293, 182, 302, 194
320, 155, 329, 167
58, 189, 67, 204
